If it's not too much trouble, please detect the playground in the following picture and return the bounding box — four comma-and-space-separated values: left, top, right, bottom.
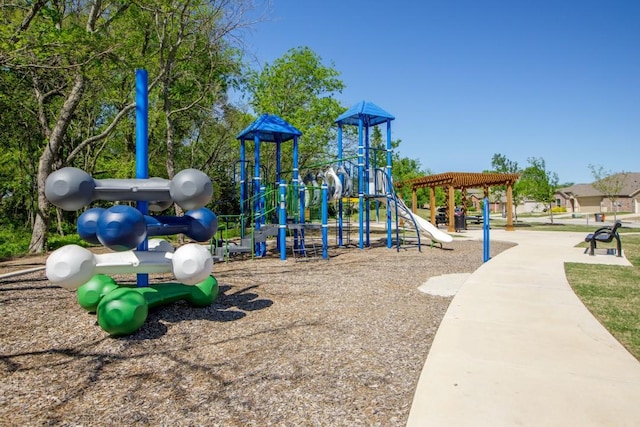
36, 75, 467, 337
4, 70, 638, 425
0, 238, 515, 426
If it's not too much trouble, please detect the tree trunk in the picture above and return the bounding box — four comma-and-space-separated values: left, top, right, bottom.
28, 72, 85, 254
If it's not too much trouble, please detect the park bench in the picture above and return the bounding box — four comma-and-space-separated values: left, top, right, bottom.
584, 220, 623, 257
466, 214, 483, 224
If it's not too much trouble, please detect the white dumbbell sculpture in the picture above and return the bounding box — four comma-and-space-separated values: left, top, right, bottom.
46, 243, 212, 290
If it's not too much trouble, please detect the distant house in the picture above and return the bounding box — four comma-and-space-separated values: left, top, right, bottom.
466, 188, 545, 214
556, 173, 640, 214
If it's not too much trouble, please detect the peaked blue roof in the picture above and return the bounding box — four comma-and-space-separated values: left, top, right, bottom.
334, 101, 395, 126
237, 114, 302, 142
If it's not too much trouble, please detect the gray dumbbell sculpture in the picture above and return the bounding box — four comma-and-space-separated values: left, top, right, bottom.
45, 166, 215, 290
45, 167, 213, 211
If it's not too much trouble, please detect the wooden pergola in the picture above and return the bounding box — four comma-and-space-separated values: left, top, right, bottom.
399, 172, 520, 232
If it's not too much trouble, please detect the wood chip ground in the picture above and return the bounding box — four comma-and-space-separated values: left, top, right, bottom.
0, 237, 513, 426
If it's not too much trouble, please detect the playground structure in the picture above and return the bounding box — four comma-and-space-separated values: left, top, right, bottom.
44, 70, 219, 336
212, 101, 452, 261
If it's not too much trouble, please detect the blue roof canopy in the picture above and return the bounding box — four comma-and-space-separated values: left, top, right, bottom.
237, 114, 302, 142
334, 101, 395, 126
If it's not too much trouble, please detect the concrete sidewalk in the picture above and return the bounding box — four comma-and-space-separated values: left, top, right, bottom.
407, 230, 640, 426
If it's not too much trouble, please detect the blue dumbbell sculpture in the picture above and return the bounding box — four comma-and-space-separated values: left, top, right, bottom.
45, 167, 219, 336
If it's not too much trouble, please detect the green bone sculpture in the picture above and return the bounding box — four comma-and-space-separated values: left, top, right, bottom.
77, 274, 219, 336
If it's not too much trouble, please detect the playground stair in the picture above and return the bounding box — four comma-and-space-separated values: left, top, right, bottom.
287, 223, 323, 261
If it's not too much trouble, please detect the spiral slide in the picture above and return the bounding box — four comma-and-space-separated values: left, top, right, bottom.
383, 196, 454, 244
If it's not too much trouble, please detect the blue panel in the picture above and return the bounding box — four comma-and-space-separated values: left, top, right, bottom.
237, 114, 302, 142
334, 100, 395, 126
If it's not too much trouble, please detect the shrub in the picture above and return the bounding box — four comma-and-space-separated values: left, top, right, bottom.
0, 227, 30, 259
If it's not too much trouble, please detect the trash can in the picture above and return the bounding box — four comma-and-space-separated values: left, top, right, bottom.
454, 213, 466, 232
594, 213, 604, 222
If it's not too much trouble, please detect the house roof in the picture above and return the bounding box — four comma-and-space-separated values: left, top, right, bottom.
557, 173, 640, 198
557, 183, 603, 197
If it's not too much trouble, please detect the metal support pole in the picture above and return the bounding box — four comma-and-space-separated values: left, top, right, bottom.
254, 135, 262, 256
135, 69, 149, 287
386, 119, 392, 249
337, 123, 344, 247
279, 180, 287, 260
358, 117, 364, 249
322, 183, 328, 259
483, 197, 491, 262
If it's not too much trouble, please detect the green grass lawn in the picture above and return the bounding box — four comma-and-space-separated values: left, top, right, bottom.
565, 234, 640, 360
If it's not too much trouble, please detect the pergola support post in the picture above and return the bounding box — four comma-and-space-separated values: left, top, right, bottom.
411, 188, 417, 213
506, 183, 515, 231
429, 187, 436, 224
447, 185, 455, 233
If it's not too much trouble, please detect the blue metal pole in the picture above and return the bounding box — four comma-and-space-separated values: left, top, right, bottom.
364, 123, 370, 247
337, 123, 343, 247
240, 139, 246, 219
483, 197, 491, 262
259, 184, 266, 257
358, 117, 364, 249
322, 183, 328, 259
386, 120, 392, 249
135, 69, 149, 287
254, 135, 262, 256
279, 180, 287, 260
276, 137, 282, 185
298, 183, 306, 252
293, 135, 299, 220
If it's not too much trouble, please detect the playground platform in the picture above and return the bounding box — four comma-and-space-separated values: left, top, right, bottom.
407, 229, 640, 426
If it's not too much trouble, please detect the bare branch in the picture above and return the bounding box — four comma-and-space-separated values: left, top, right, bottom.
11, 0, 47, 41
64, 68, 165, 164
66, 101, 136, 163
168, 93, 207, 117
86, 0, 103, 32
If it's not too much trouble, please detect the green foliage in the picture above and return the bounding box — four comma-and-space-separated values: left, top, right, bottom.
46, 233, 88, 251
0, 227, 31, 259
519, 157, 559, 222
244, 46, 346, 176
488, 153, 519, 201
588, 164, 629, 220
1, 1, 252, 251
392, 154, 431, 206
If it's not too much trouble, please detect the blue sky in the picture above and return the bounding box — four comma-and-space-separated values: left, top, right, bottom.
239, 0, 639, 184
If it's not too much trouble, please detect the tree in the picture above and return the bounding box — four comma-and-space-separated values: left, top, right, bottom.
390, 148, 435, 208
143, 0, 248, 218
244, 46, 346, 177
519, 157, 559, 223
588, 164, 629, 221
1, 1, 137, 253
1, 1, 257, 253
487, 153, 526, 219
